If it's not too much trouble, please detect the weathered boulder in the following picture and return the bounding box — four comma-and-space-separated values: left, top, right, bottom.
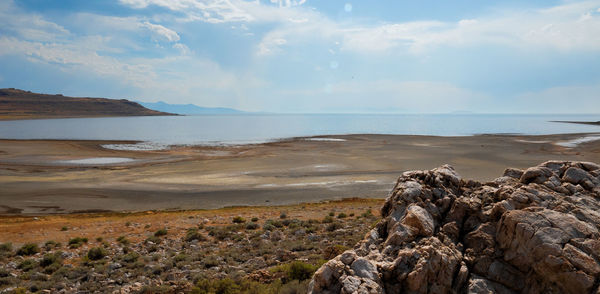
309, 161, 600, 294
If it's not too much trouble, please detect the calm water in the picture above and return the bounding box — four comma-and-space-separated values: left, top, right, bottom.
0, 114, 598, 146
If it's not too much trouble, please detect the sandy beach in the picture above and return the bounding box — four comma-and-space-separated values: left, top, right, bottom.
1, 133, 599, 215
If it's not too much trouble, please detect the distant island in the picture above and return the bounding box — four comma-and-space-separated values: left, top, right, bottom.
138, 101, 244, 115
551, 120, 600, 126
0, 88, 175, 120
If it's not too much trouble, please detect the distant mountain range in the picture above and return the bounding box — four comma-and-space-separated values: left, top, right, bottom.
137, 101, 245, 115
0, 88, 175, 120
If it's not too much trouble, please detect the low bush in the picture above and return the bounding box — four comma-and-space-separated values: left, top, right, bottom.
17, 243, 39, 256
68, 237, 88, 249
154, 228, 168, 237
17, 259, 37, 271
232, 216, 246, 224
87, 247, 107, 261
44, 240, 60, 250
337, 212, 347, 218
40, 253, 62, 267
326, 222, 343, 232
322, 216, 334, 223
116, 236, 129, 245
122, 252, 140, 263
185, 228, 207, 242
146, 235, 161, 244
245, 223, 259, 230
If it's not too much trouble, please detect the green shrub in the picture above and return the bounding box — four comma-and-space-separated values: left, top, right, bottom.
328, 212, 335, 216
322, 216, 334, 223
87, 247, 107, 261
17, 259, 37, 271
117, 236, 129, 245
0, 243, 12, 252
326, 222, 343, 232
17, 243, 39, 256
323, 244, 349, 259
245, 223, 259, 230
194, 278, 240, 294
185, 228, 207, 242
207, 227, 234, 241
154, 228, 168, 237
286, 261, 318, 281
279, 280, 309, 294
60, 226, 68, 231
122, 252, 139, 263
68, 237, 88, 248
280, 212, 287, 219
146, 235, 161, 244
251, 217, 259, 222
44, 240, 60, 250
337, 213, 347, 219
174, 253, 188, 263
232, 216, 246, 224
40, 253, 61, 267
265, 219, 283, 228
96, 237, 103, 242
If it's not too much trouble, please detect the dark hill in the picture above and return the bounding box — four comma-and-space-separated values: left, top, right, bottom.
0, 88, 176, 120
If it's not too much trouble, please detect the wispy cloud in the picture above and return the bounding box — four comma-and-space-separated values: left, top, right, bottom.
255, 0, 600, 55
141, 22, 180, 42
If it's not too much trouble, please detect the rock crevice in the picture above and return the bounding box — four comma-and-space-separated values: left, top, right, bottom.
309, 161, 600, 294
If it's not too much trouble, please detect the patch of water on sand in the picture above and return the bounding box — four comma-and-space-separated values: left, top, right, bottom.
55, 157, 135, 165
101, 142, 170, 151
515, 139, 550, 144
555, 136, 600, 148
305, 138, 347, 142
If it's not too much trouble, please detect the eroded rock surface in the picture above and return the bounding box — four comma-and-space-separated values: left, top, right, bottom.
309, 161, 600, 294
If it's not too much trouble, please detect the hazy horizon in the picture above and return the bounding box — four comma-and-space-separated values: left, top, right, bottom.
1, 0, 599, 113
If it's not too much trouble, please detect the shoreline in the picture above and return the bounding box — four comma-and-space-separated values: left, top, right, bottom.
1, 133, 600, 215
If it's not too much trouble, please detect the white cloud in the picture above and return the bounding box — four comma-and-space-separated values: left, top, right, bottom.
172, 43, 191, 55
0, 1, 70, 42
141, 21, 180, 42
119, 0, 316, 24
253, 0, 600, 56
119, 0, 256, 23
0, 37, 155, 86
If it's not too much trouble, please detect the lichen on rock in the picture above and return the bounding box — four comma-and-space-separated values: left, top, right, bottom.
309, 161, 600, 294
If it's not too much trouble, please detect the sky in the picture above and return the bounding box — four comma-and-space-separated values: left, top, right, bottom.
0, 0, 599, 113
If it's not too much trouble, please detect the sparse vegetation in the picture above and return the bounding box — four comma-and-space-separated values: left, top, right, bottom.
154, 228, 168, 237
87, 247, 108, 261
117, 236, 130, 245
68, 237, 88, 249
16, 243, 39, 256
0, 199, 378, 292
232, 216, 246, 224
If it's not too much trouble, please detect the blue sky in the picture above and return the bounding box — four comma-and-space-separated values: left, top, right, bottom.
0, 0, 599, 113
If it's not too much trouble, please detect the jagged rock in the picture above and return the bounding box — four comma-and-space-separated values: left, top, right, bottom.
309, 161, 600, 294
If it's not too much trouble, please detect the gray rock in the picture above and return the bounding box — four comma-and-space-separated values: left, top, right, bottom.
309, 161, 600, 294
350, 258, 378, 281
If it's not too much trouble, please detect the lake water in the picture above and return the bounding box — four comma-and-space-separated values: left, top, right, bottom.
0, 114, 598, 146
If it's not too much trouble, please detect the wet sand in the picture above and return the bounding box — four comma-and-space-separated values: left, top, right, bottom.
1, 133, 600, 214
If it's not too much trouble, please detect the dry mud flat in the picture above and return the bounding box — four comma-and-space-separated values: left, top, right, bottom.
1, 133, 600, 214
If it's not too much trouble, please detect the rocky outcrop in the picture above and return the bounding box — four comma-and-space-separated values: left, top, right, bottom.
309, 161, 600, 294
